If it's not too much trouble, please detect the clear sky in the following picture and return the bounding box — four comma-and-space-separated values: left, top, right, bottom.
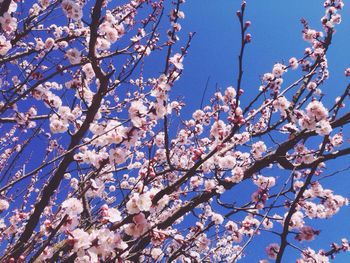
173, 1, 350, 262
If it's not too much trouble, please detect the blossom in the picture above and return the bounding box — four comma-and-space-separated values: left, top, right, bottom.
124, 213, 150, 238
49, 117, 68, 134
212, 213, 224, 225
303, 29, 318, 42
82, 63, 95, 80
272, 63, 286, 77
61, 0, 83, 21
295, 226, 319, 241
287, 211, 305, 229
224, 86, 237, 101
103, 207, 122, 223
74, 256, 91, 263
62, 197, 83, 216
230, 166, 244, 183
266, 243, 280, 259
101, 26, 120, 43
65, 48, 82, 64
0, 35, 11, 56
297, 248, 330, 263
210, 120, 227, 138
136, 193, 152, 212
289, 57, 298, 69
306, 81, 317, 91
87, 228, 127, 260
0, 199, 9, 211
204, 179, 216, 191
128, 101, 147, 128
345, 68, 350, 77
196, 234, 210, 251
273, 96, 290, 115
251, 141, 267, 158
254, 175, 276, 189
109, 148, 129, 165
330, 133, 343, 147
218, 155, 236, 169
169, 53, 184, 70
192, 109, 205, 122
315, 120, 332, 136
0, 12, 17, 33
126, 193, 152, 214
70, 228, 91, 252
306, 100, 329, 121
39, 0, 51, 8
44, 38, 55, 49
151, 248, 163, 260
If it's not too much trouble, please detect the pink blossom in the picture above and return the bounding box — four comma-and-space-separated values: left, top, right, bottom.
61, 0, 83, 21
103, 207, 122, 223
62, 197, 83, 216
126, 193, 152, 214
266, 243, 280, 259
345, 68, 350, 77
169, 53, 184, 70
289, 57, 299, 69
0, 13, 17, 33
69, 228, 91, 252
125, 213, 150, 238
295, 226, 319, 241
0, 199, 9, 211
65, 48, 82, 64
0, 35, 11, 56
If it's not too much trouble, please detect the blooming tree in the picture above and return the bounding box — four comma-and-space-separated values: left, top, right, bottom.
0, 0, 350, 262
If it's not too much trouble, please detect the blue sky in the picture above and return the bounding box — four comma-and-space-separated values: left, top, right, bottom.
173, 1, 350, 261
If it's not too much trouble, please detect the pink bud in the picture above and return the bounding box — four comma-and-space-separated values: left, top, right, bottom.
345, 68, 350, 77
245, 34, 252, 43
101, 204, 109, 211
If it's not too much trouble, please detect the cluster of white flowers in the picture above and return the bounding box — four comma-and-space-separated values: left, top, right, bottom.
98, 11, 125, 49
289, 57, 299, 69
251, 141, 267, 159
65, 48, 82, 64
169, 53, 184, 70
100, 205, 122, 223
50, 106, 81, 134
273, 96, 290, 116
69, 227, 127, 262
61, 0, 83, 21
218, 155, 236, 169
228, 166, 244, 183
0, 12, 17, 33
301, 182, 348, 219
126, 192, 152, 214
254, 175, 276, 189
62, 197, 83, 216
261, 63, 286, 92
124, 212, 150, 238
296, 248, 330, 263
128, 100, 148, 128
109, 148, 130, 165
299, 100, 332, 135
